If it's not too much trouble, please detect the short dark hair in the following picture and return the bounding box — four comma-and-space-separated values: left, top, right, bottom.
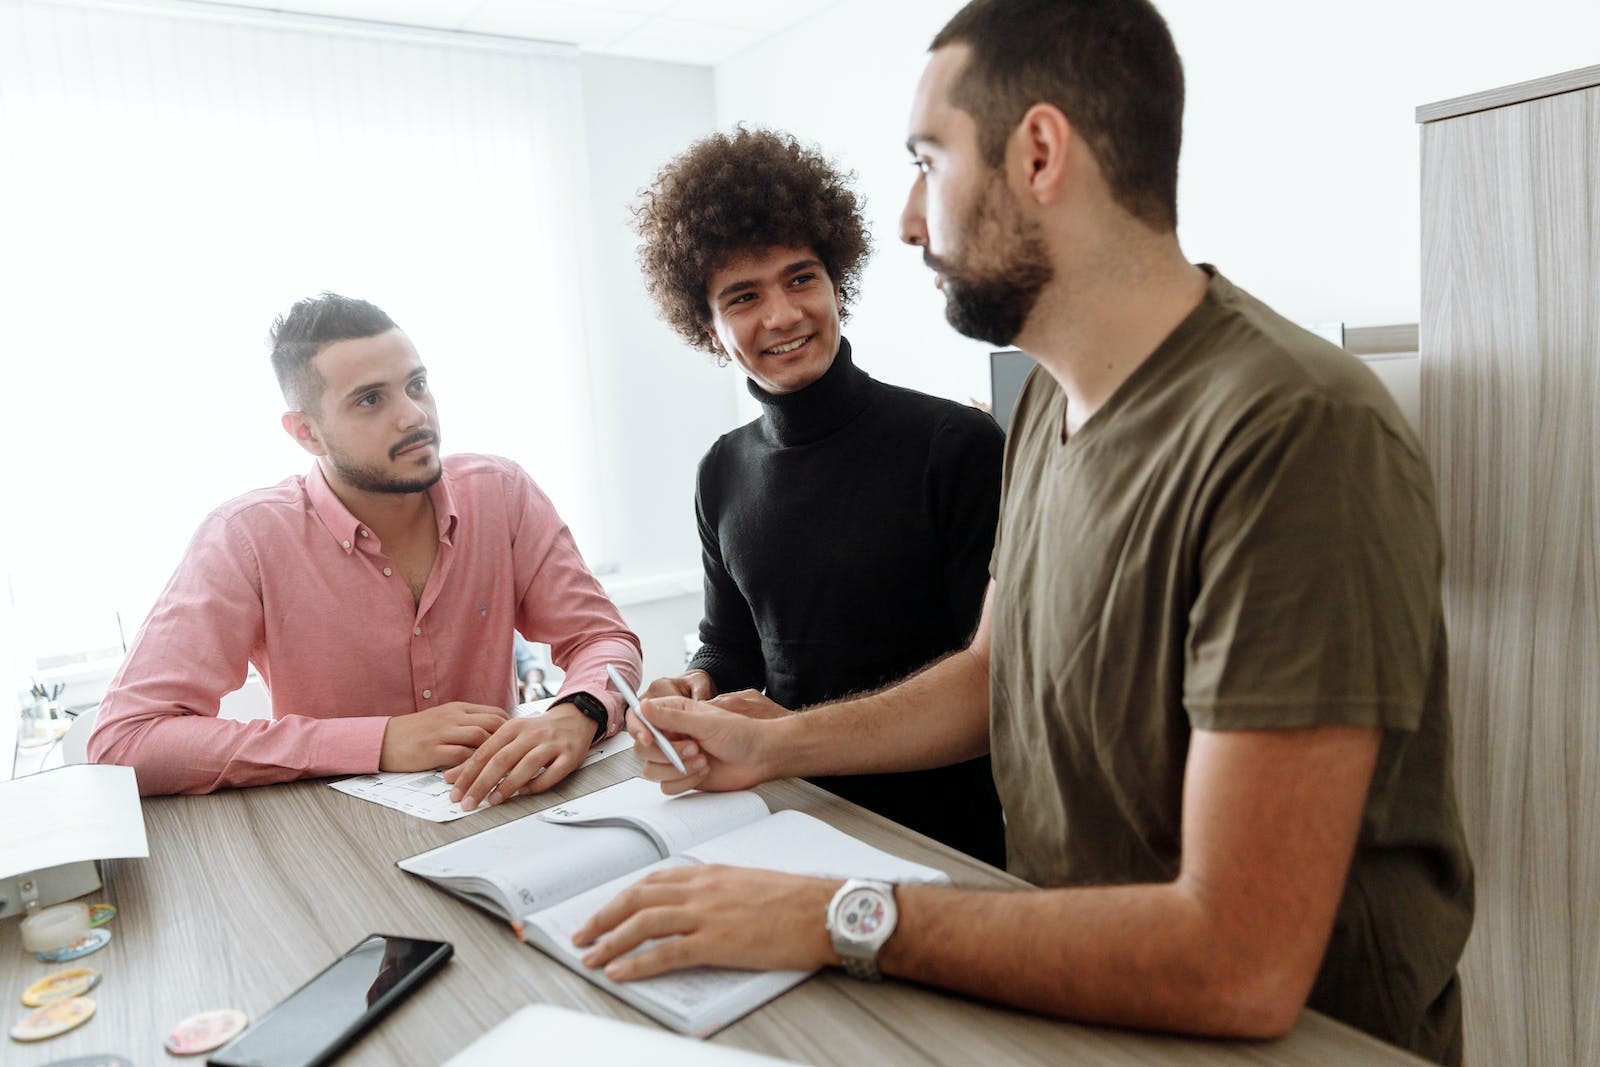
268, 293, 397, 410
932, 0, 1184, 231
633, 127, 872, 354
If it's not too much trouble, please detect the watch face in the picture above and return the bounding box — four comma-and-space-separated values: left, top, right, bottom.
839, 887, 888, 940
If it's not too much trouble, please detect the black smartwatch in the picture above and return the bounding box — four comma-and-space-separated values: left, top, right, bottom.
560, 691, 609, 744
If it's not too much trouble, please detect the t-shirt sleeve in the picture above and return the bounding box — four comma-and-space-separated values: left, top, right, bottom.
685, 446, 766, 694
927, 408, 1003, 636
1184, 396, 1442, 732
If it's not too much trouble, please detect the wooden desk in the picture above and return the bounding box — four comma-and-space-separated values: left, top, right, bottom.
2, 753, 1425, 1065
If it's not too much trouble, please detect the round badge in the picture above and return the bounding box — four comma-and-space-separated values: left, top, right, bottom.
164, 1009, 248, 1056
22, 967, 102, 1007
87, 904, 117, 928
8, 996, 96, 1042
35, 928, 111, 964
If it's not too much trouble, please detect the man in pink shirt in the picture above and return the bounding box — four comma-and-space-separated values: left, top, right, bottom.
89, 293, 642, 799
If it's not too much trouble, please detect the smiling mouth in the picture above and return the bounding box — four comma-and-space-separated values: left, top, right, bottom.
764, 335, 812, 356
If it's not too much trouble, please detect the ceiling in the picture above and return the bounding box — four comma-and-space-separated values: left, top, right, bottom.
205, 0, 849, 66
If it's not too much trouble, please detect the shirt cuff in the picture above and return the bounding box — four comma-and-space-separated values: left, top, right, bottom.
312, 716, 391, 775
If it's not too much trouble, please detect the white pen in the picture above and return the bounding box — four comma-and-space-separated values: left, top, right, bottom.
606, 664, 688, 775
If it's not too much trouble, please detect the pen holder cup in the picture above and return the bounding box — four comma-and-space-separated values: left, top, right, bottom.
21, 699, 69, 744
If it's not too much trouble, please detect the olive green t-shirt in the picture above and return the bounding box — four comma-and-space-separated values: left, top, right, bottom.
989, 269, 1473, 1064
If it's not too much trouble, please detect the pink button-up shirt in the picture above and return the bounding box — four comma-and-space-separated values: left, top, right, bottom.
89, 454, 641, 795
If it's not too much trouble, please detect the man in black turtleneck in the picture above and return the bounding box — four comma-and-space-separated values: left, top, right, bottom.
633, 127, 1006, 866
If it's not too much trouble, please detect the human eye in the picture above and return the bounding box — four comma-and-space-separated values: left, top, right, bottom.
355, 391, 380, 408
407, 376, 428, 395
910, 156, 931, 176
791, 272, 817, 286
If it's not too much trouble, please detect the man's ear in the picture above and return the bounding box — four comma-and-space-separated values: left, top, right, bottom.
702, 321, 725, 355
1009, 102, 1075, 207
281, 410, 327, 457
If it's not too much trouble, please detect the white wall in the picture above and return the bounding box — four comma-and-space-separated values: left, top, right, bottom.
713, 0, 1600, 405
580, 54, 731, 582
3, 46, 723, 711
580, 53, 724, 677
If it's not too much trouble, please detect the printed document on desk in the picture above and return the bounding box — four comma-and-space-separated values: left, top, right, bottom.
330, 701, 634, 822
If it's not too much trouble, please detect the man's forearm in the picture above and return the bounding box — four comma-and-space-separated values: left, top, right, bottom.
770, 646, 991, 779
90, 701, 387, 795
882, 880, 1305, 1040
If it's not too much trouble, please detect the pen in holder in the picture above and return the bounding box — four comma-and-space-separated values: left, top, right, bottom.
20, 697, 70, 747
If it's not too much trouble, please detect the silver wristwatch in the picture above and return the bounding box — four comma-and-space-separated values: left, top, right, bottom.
826, 879, 898, 981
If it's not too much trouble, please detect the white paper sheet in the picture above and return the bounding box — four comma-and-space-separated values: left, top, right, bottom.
444, 1004, 801, 1065
0, 764, 148, 879
330, 728, 634, 823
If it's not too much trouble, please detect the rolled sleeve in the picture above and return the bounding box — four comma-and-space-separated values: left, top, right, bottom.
508, 470, 641, 738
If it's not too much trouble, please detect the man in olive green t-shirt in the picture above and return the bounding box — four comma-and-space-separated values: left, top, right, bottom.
990, 266, 1472, 1060
571, 2, 1473, 1063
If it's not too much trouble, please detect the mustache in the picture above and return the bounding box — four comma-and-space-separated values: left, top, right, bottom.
389, 430, 438, 459
923, 250, 952, 274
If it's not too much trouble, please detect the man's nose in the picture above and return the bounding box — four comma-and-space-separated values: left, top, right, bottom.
763, 290, 804, 330
396, 393, 429, 428
900, 181, 928, 247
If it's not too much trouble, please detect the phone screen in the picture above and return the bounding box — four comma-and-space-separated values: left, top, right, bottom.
208, 934, 452, 1067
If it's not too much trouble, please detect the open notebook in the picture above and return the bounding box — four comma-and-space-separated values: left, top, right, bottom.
398, 777, 949, 1036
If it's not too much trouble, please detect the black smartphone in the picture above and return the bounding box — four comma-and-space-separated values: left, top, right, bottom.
207, 934, 453, 1067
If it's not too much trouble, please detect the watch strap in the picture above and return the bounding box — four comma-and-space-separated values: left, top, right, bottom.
560, 691, 608, 744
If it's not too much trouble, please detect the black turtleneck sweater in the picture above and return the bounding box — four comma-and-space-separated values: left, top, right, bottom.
687, 340, 1006, 866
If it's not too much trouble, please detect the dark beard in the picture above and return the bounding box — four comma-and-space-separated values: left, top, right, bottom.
328, 431, 443, 494
338, 464, 443, 495
927, 180, 1054, 347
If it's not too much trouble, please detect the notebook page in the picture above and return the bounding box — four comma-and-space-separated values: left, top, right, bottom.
527, 857, 808, 1032
538, 777, 770, 855
399, 814, 662, 919
684, 810, 951, 885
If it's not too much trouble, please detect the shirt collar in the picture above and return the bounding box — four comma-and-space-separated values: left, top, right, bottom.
428, 465, 460, 545
305, 461, 459, 553
306, 463, 365, 553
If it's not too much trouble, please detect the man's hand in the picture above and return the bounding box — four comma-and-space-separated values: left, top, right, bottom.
630, 696, 781, 795
443, 701, 596, 811
379, 701, 509, 772
639, 669, 717, 702
572, 865, 839, 980
709, 689, 791, 720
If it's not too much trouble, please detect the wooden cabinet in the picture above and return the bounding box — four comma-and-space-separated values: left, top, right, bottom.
1418, 66, 1600, 1067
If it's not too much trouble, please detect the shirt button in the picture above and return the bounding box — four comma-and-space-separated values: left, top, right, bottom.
342, 540, 351, 549
414, 626, 422, 636
359, 529, 368, 537
383, 567, 393, 576
422, 689, 431, 699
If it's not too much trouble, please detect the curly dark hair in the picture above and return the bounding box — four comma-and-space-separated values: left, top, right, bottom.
633, 127, 873, 354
